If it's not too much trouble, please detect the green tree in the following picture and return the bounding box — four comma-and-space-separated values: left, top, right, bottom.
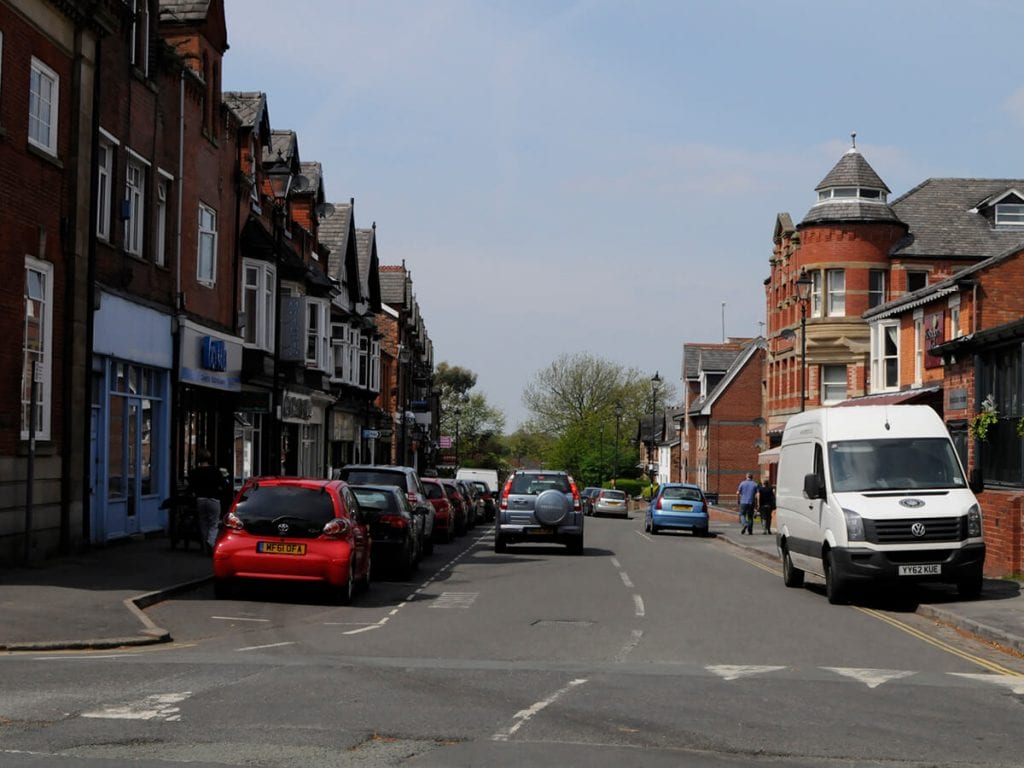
521, 353, 675, 484
435, 362, 506, 471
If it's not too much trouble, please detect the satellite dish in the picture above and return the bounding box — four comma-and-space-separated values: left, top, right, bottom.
316, 202, 336, 219
290, 175, 311, 194
780, 329, 797, 341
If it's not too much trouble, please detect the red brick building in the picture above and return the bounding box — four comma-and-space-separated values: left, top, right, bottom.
867, 243, 1024, 576
678, 338, 764, 501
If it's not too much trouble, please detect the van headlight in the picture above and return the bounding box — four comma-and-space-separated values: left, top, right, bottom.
842, 509, 866, 542
966, 504, 982, 538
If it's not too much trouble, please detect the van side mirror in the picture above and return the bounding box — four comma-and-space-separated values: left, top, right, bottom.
803, 473, 824, 500
969, 467, 985, 495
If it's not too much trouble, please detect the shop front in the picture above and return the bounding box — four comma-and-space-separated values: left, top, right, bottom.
90, 292, 173, 543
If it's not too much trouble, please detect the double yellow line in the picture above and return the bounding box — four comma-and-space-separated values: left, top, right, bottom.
733, 551, 1022, 677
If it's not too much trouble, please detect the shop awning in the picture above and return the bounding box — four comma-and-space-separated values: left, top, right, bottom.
758, 446, 780, 464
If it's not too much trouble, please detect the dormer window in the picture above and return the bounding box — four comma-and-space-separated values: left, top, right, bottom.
817, 186, 885, 202
995, 202, 1024, 226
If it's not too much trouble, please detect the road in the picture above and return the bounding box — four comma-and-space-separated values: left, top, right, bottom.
2, 513, 1023, 767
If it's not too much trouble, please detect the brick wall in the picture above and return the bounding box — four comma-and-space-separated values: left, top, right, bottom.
976, 489, 1023, 576
705, 348, 764, 498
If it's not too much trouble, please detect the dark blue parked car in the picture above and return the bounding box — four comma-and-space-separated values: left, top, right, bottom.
645, 483, 709, 536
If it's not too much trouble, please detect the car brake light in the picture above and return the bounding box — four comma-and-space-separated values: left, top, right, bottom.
499, 478, 512, 510
223, 511, 244, 531
322, 517, 352, 538
656, 497, 663, 510
569, 480, 581, 511
406, 492, 418, 505
380, 514, 408, 529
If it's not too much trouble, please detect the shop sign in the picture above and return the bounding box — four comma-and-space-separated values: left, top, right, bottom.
282, 392, 312, 422
947, 387, 968, 411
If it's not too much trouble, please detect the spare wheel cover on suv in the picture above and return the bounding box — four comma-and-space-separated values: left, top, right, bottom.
534, 489, 571, 526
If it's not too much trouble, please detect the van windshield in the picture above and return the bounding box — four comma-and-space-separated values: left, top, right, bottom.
828, 438, 967, 492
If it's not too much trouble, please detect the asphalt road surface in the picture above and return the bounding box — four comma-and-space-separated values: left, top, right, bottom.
3, 514, 1023, 767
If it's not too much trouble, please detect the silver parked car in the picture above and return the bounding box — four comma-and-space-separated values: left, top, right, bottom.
495, 469, 584, 555
593, 488, 629, 518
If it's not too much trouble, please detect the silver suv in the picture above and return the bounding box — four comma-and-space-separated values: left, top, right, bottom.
495, 469, 584, 555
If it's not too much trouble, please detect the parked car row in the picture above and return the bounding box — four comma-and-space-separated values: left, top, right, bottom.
580, 487, 630, 518
212, 465, 494, 603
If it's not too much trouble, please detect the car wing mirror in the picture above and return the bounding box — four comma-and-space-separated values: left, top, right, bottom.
803, 473, 824, 500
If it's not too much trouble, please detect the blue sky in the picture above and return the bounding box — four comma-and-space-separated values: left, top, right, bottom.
223, 0, 1024, 429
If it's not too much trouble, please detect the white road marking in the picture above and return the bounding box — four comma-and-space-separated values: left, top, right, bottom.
634, 530, 652, 541
236, 641, 295, 652
951, 673, 1024, 694
825, 667, 915, 688
342, 625, 381, 636
211, 616, 270, 622
430, 592, 479, 609
82, 692, 192, 721
633, 594, 645, 617
492, 678, 588, 741
619, 572, 634, 588
33, 654, 130, 661
707, 665, 786, 681
610, 557, 621, 568
614, 630, 644, 662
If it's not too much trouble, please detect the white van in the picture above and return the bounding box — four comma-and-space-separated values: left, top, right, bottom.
775, 405, 985, 604
455, 467, 499, 493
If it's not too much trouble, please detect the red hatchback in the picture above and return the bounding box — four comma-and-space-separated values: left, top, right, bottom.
213, 477, 371, 604
421, 477, 455, 544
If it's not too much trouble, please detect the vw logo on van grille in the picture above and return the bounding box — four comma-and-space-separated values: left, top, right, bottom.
277, 523, 290, 535
910, 522, 927, 538
900, 498, 925, 508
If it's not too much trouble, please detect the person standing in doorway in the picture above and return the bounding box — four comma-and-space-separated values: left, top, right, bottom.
757, 477, 776, 535
736, 472, 758, 535
189, 448, 226, 555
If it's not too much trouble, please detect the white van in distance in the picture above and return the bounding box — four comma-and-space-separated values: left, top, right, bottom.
775, 405, 985, 604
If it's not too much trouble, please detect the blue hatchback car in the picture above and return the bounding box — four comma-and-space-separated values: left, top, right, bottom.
646, 483, 710, 536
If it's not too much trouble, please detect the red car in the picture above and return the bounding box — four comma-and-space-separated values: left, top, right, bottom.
421, 477, 455, 544
439, 478, 469, 536
213, 477, 371, 604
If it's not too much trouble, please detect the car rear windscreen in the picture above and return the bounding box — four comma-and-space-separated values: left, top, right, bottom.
351, 488, 399, 512
341, 469, 409, 490
234, 484, 336, 525
662, 487, 702, 501
511, 475, 570, 494
423, 483, 445, 500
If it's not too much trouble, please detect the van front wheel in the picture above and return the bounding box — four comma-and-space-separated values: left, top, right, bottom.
824, 551, 849, 605
782, 546, 804, 588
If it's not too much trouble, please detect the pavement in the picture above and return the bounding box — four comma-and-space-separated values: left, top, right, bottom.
1, 514, 1023, 656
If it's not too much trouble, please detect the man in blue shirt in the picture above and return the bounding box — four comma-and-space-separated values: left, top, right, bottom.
736, 472, 758, 535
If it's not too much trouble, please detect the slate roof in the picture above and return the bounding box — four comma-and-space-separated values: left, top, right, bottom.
355, 228, 375, 301
379, 264, 408, 306
682, 342, 746, 379
814, 148, 890, 192
159, 1, 210, 22
688, 338, 764, 415
319, 202, 352, 285
264, 130, 297, 167
222, 91, 265, 129
889, 178, 1024, 259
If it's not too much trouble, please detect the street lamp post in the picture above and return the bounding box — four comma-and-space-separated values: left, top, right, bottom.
649, 372, 661, 490
398, 346, 412, 465
613, 401, 623, 486
795, 269, 813, 412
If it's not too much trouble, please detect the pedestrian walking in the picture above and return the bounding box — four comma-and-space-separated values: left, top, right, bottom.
188, 448, 228, 554
736, 472, 758, 535
757, 477, 776, 535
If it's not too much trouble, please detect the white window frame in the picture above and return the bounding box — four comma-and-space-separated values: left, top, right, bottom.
22, 257, 53, 441
154, 170, 172, 266
826, 269, 845, 317
995, 203, 1024, 226
197, 203, 217, 284
124, 153, 147, 256
370, 338, 380, 392
242, 259, 276, 351
810, 270, 822, 318
871, 320, 900, 392
96, 132, 117, 241
28, 57, 59, 155
348, 327, 359, 385
129, 0, 150, 76
949, 294, 963, 339
868, 269, 886, 309
305, 298, 330, 371
913, 310, 924, 386
821, 364, 847, 404
358, 334, 369, 388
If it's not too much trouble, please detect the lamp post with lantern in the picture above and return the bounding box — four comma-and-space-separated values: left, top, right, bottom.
795, 269, 813, 412
649, 372, 661, 489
